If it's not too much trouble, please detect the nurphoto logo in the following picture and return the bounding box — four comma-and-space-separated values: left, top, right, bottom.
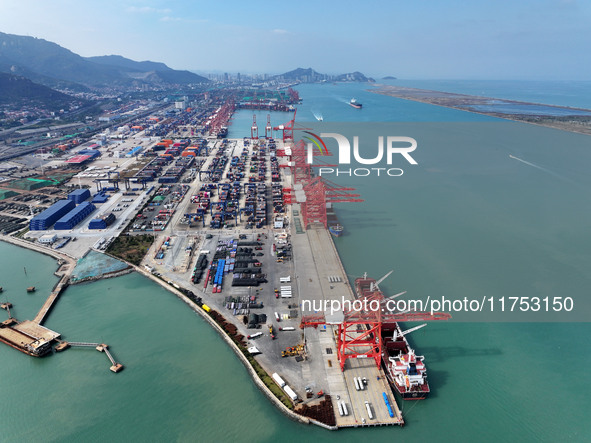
305, 132, 418, 177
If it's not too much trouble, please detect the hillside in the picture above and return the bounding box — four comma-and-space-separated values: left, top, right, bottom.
276, 67, 374, 83
0, 32, 209, 89
86, 55, 209, 84
0, 72, 82, 109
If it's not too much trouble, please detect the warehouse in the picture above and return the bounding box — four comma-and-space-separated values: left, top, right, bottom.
68, 188, 91, 204
29, 200, 76, 230
88, 213, 116, 230
38, 233, 58, 244
54, 202, 96, 230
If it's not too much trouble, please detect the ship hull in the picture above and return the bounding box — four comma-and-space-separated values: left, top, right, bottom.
399, 390, 429, 400
349, 103, 362, 109
355, 276, 430, 400
0, 336, 47, 357
328, 226, 343, 237
382, 367, 430, 400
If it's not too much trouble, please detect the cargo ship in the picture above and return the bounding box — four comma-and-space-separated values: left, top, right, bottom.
328, 224, 343, 237
354, 274, 430, 400
382, 322, 430, 399
349, 98, 362, 109
326, 206, 344, 238
0, 319, 59, 357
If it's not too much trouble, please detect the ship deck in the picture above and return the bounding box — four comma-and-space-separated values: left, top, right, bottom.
0, 320, 60, 355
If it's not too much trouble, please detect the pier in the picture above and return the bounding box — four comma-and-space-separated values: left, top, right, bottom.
58, 342, 124, 373
32, 273, 70, 324
294, 225, 403, 427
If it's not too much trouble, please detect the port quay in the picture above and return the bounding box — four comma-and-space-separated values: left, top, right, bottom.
0, 98, 448, 429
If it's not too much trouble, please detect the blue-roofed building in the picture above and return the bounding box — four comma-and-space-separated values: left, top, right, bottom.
54, 202, 96, 230
88, 213, 116, 229
126, 146, 144, 157
92, 191, 110, 203
68, 188, 91, 204
29, 200, 76, 230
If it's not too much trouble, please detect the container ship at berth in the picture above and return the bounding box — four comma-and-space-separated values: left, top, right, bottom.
349, 98, 362, 109
326, 206, 344, 238
355, 275, 430, 400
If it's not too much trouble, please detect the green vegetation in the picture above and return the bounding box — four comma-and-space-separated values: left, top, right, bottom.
107, 234, 154, 266
203, 308, 294, 410
0, 73, 84, 110
14, 227, 30, 238
245, 352, 294, 409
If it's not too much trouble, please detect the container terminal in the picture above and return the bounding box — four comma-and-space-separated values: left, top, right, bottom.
0, 92, 450, 428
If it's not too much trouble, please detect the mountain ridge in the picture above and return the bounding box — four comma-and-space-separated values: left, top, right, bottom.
0, 32, 209, 90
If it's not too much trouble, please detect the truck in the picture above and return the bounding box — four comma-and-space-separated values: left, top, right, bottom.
272, 373, 286, 388
365, 401, 374, 420
283, 385, 298, 402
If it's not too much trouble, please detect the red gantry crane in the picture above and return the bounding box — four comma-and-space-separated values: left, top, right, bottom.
300, 272, 452, 371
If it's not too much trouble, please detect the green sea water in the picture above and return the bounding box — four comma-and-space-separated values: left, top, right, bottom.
1, 83, 590, 442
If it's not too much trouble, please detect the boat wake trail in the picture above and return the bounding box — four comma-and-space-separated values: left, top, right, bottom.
508, 154, 572, 183
312, 111, 324, 121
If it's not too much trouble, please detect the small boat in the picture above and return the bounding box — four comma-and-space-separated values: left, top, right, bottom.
27, 286, 36, 292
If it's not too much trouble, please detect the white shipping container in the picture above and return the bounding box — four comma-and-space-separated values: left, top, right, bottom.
272, 372, 286, 388
341, 402, 349, 416
358, 377, 365, 390
283, 385, 298, 402
365, 401, 374, 420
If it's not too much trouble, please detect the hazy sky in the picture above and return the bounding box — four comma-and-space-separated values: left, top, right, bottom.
1, 0, 590, 80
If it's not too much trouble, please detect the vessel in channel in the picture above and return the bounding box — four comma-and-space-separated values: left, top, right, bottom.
349, 98, 362, 109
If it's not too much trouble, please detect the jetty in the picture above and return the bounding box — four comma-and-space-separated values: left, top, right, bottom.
0, 235, 124, 372
55, 341, 124, 373
32, 273, 70, 324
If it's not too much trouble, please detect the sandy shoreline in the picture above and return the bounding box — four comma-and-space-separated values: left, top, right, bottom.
372, 84, 591, 135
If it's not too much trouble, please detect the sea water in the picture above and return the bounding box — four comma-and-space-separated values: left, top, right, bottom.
1, 82, 590, 442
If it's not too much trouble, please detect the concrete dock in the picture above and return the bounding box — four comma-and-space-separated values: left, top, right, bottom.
32, 272, 70, 324
293, 224, 403, 427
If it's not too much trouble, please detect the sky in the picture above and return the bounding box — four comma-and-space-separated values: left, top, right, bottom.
0, 0, 590, 80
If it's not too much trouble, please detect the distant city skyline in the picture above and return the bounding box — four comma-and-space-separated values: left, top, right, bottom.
1, 0, 590, 80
